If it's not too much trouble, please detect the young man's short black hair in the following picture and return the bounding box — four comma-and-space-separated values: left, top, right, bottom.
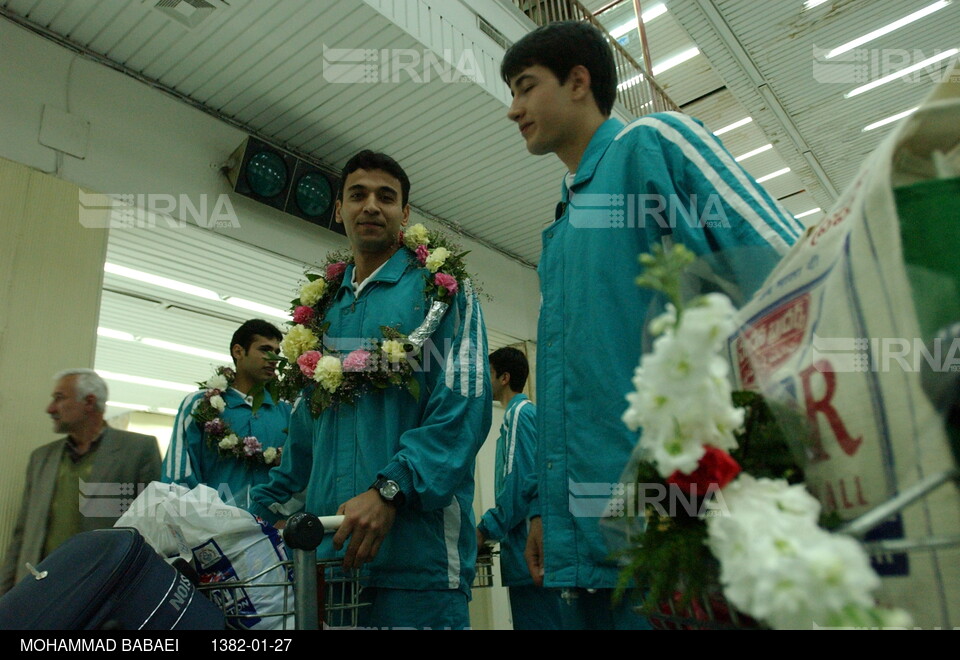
501, 21, 617, 117
489, 347, 530, 393
338, 150, 411, 206
230, 319, 283, 364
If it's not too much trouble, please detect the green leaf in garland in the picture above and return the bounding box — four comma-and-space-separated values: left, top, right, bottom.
305, 273, 322, 282
249, 382, 265, 414
406, 377, 420, 401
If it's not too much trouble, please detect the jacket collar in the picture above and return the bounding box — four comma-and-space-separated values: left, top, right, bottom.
562, 117, 626, 201
225, 386, 275, 409
506, 392, 530, 413
338, 248, 414, 297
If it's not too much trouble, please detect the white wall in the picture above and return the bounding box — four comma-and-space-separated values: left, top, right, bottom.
0, 18, 541, 342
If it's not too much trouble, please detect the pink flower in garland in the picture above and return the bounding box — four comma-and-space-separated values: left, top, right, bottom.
326, 261, 347, 280
343, 349, 372, 373
434, 272, 458, 296
297, 350, 322, 378
204, 418, 225, 435
416, 244, 429, 265
243, 436, 262, 456
292, 305, 315, 325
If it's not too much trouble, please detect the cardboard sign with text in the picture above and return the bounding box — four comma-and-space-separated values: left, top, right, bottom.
729, 70, 960, 629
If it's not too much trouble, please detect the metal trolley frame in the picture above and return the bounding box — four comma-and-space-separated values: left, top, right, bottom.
198, 513, 365, 630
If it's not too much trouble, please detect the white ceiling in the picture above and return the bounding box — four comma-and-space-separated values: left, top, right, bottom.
2, 0, 956, 420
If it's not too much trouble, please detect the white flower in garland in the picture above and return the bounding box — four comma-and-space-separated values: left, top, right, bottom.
218, 433, 239, 450
299, 278, 328, 306
623, 294, 744, 477
706, 475, 886, 630
281, 325, 319, 362
404, 223, 430, 249
380, 339, 407, 364
313, 355, 343, 393
620, 245, 911, 631
205, 373, 228, 391
425, 246, 451, 273
209, 394, 226, 413
263, 447, 278, 464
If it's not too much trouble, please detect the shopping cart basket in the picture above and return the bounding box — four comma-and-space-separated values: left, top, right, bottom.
198, 512, 366, 630
473, 548, 499, 589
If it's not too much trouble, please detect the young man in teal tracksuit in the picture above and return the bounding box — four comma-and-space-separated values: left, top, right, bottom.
477, 347, 561, 630
163, 319, 291, 508
249, 151, 491, 629
501, 22, 803, 629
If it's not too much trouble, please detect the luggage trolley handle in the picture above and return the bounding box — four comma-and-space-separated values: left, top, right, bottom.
281, 513, 344, 630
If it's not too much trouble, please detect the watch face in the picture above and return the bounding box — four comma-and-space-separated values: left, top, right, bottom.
380, 480, 400, 500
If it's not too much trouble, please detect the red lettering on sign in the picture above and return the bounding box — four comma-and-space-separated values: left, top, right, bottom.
800, 361, 863, 461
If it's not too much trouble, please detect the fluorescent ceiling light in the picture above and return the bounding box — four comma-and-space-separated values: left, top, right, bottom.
107, 401, 179, 416
804, 0, 830, 9
104, 262, 219, 301
652, 47, 700, 75
224, 297, 292, 321
618, 45, 700, 90
756, 167, 791, 183
862, 106, 919, 132
735, 144, 773, 162
618, 73, 644, 91
107, 401, 150, 412
98, 326, 232, 362
140, 337, 232, 363
844, 49, 958, 98
714, 117, 753, 136
826, 0, 951, 59
794, 208, 822, 219
610, 3, 668, 38
98, 370, 195, 392
97, 327, 135, 342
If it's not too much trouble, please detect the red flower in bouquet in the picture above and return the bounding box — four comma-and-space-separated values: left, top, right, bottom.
666, 446, 741, 494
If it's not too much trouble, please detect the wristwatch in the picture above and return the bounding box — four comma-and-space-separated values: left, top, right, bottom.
371, 477, 405, 507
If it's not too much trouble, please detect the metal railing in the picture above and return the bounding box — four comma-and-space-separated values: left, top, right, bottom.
512, 0, 679, 117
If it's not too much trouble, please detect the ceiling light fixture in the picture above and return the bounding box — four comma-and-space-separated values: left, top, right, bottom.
713, 117, 753, 136
139, 338, 232, 363
104, 263, 219, 301
862, 106, 919, 132
794, 208, 823, 219
97, 327, 136, 342
652, 47, 701, 75
756, 168, 791, 183
844, 49, 958, 98
98, 370, 195, 392
826, 0, 951, 59
224, 297, 292, 322
98, 326, 232, 363
735, 144, 774, 162
609, 3, 669, 39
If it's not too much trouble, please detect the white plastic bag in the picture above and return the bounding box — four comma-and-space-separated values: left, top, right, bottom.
116, 482, 293, 630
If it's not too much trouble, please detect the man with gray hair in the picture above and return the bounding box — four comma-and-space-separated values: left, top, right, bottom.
0, 369, 161, 595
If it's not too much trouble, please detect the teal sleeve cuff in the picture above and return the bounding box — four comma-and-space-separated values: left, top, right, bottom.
247, 499, 281, 526
527, 496, 541, 520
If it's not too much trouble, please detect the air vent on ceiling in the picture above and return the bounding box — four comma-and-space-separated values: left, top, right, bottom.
477, 14, 512, 51
153, 0, 217, 29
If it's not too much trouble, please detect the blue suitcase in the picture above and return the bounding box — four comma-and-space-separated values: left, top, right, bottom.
0, 527, 224, 630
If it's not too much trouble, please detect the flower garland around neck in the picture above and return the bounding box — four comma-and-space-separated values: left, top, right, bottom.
191, 365, 282, 467
275, 223, 475, 417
